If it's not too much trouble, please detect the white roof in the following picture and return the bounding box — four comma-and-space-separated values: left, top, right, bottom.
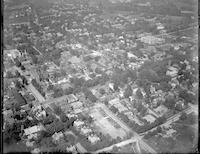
52, 132, 64, 141
88, 135, 100, 143
74, 120, 84, 127
109, 98, 120, 106
143, 114, 156, 123
127, 52, 138, 59
71, 101, 83, 108
81, 127, 92, 135
114, 103, 128, 113
24, 125, 43, 136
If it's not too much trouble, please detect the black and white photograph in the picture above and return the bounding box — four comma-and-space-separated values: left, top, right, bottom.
2, 0, 198, 153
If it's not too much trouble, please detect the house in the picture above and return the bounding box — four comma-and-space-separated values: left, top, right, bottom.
67, 94, 78, 103
71, 101, 83, 109
74, 120, 84, 128
127, 52, 138, 59
140, 35, 164, 45
80, 127, 92, 136
175, 99, 185, 111
88, 135, 100, 144
143, 114, 156, 123
5, 49, 21, 59
24, 125, 44, 136
114, 103, 128, 113
74, 109, 83, 114
3, 109, 13, 119
52, 132, 64, 144
154, 105, 168, 117
109, 83, 114, 91
35, 110, 47, 120
166, 66, 178, 77
31, 148, 40, 154
109, 98, 120, 106
66, 145, 77, 153
26, 141, 34, 147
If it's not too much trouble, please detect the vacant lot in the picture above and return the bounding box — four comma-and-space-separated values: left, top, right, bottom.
90, 107, 127, 139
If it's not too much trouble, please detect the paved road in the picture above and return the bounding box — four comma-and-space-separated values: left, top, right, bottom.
139, 106, 195, 136
94, 138, 137, 153
13, 66, 46, 103
32, 46, 42, 55
27, 83, 45, 102
136, 24, 198, 41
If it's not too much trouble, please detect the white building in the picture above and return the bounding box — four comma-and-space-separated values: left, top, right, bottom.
74, 120, 84, 128
140, 35, 164, 45
166, 66, 178, 77
80, 127, 92, 136
88, 135, 100, 144
24, 125, 44, 136
143, 114, 156, 123
52, 132, 64, 144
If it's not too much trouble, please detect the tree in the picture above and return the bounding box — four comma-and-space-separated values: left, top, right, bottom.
179, 112, 187, 121
138, 69, 160, 83
159, 82, 172, 92
15, 71, 21, 77
87, 116, 93, 123
15, 80, 22, 90
64, 87, 73, 95
21, 76, 28, 85
163, 97, 175, 109
53, 88, 64, 98
64, 134, 76, 144
43, 114, 55, 125
112, 146, 119, 152
157, 126, 162, 133
60, 113, 69, 122
124, 85, 133, 98
20, 65, 25, 71
52, 104, 62, 115
99, 88, 105, 95
14, 58, 21, 67
110, 106, 118, 114
136, 89, 143, 99
179, 90, 196, 104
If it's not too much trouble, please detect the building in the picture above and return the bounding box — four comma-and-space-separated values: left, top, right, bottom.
74, 120, 84, 128
67, 94, 78, 103
80, 127, 92, 136
166, 66, 178, 77
88, 135, 100, 144
109, 98, 120, 106
5, 49, 21, 59
140, 35, 164, 45
143, 114, 156, 123
71, 101, 83, 109
52, 132, 64, 144
109, 83, 114, 91
66, 145, 77, 153
24, 125, 44, 137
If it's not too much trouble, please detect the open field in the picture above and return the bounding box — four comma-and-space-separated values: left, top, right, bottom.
90, 107, 128, 139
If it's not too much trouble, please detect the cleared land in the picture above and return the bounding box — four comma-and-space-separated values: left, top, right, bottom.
90, 107, 128, 139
